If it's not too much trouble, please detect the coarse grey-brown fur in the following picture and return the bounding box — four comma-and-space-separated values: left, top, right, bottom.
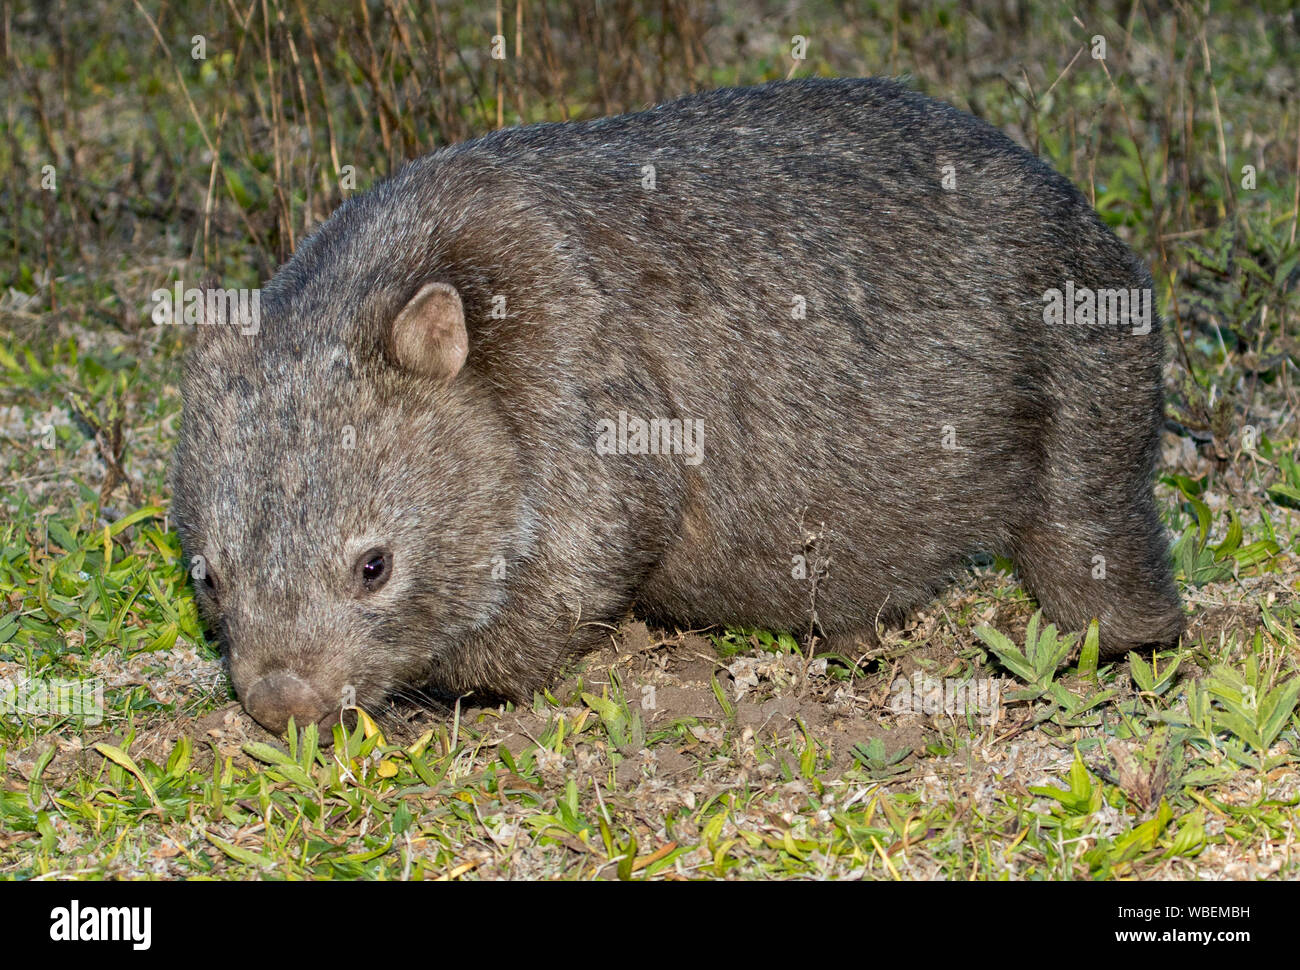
171, 77, 1183, 734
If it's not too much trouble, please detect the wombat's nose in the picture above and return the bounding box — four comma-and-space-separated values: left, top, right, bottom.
242, 672, 329, 735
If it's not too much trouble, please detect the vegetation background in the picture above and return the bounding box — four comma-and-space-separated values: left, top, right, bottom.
1, 0, 1297, 879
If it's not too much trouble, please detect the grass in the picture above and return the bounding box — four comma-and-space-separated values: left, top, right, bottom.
5, 607, 1296, 879
1, 0, 1298, 879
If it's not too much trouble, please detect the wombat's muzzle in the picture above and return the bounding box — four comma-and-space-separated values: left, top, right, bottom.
242, 671, 337, 736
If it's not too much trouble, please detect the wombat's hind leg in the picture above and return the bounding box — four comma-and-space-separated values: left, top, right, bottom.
815, 627, 880, 657
1012, 480, 1183, 658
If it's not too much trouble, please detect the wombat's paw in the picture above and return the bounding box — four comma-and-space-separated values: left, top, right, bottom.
816, 627, 881, 656
1099, 604, 1186, 659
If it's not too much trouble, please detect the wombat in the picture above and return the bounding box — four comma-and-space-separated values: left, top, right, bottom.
172, 77, 1184, 735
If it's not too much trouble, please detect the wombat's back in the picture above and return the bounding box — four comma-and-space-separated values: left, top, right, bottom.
402, 79, 1170, 647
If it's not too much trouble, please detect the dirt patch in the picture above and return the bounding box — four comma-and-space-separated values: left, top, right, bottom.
452, 618, 954, 785
1183, 603, 1265, 648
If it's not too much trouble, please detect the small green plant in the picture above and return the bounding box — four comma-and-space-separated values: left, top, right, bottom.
1163, 475, 1280, 584
1260, 438, 1300, 509
1129, 651, 1182, 697
1030, 750, 1102, 817
976, 616, 1117, 728
850, 736, 912, 779
1159, 653, 1300, 774
1094, 728, 1187, 811
974, 611, 1075, 697
580, 671, 645, 759
1202, 660, 1300, 771
710, 627, 801, 659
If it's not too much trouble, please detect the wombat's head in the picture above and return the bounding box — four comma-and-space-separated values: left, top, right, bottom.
171, 265, 529, 736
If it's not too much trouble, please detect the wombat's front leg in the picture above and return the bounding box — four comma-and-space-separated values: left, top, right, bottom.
433, 603, 624, 704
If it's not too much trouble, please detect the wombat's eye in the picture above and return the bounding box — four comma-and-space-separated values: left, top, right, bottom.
355, 547, 392, 593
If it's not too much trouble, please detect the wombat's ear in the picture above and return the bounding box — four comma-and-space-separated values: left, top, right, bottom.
387, 282, 468, 381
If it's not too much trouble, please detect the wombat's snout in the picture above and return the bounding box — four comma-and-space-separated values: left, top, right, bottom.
242, 671, 334, 735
